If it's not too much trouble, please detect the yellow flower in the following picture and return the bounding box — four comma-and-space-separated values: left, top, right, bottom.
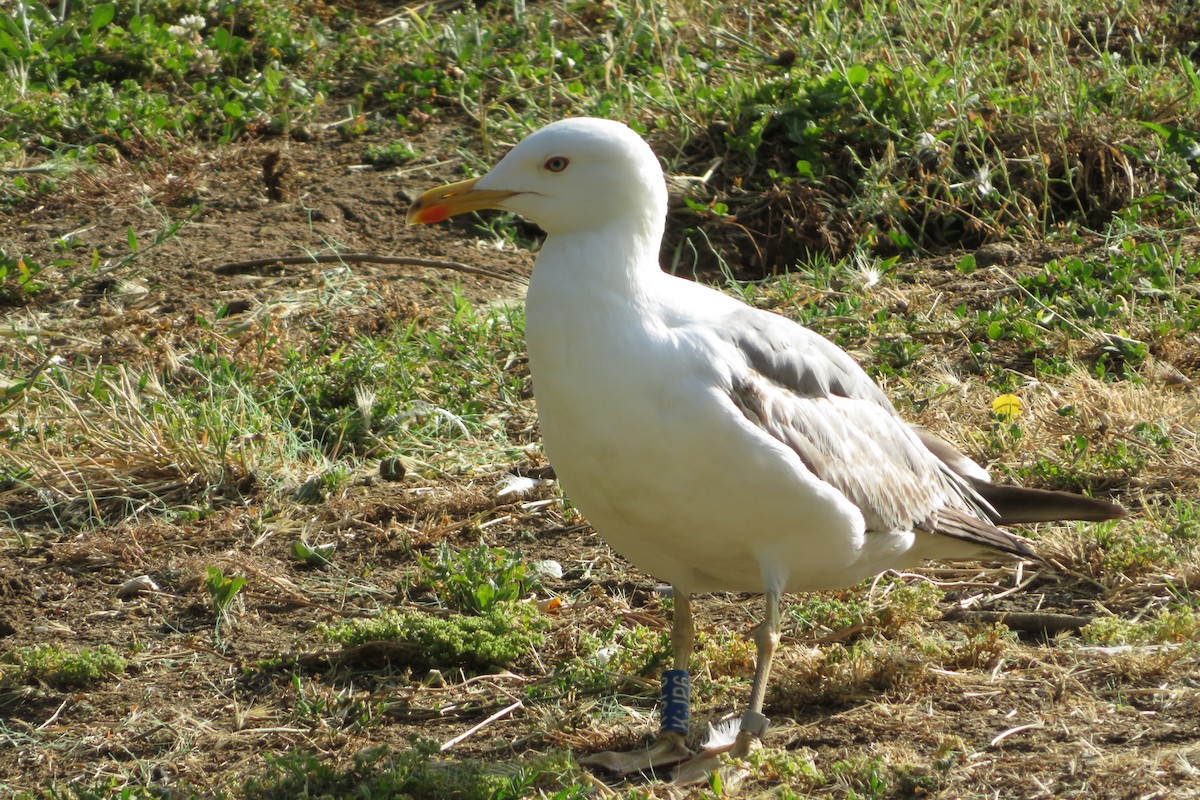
992, 393, 1023, 421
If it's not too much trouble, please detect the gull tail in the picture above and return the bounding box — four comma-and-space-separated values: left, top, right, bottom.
913, 426, 1128, 525
966, 479, 1128, 525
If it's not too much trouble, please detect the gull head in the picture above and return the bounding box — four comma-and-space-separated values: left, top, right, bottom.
407, 118, 667, 236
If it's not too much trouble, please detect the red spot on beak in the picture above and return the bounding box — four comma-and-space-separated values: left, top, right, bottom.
415, 204, 450, 224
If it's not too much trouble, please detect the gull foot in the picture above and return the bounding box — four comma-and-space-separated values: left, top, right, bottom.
579, 730, 692, 777
672, 730, 761, 786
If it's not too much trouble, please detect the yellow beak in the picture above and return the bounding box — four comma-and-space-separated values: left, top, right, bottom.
405, 177, 517, 225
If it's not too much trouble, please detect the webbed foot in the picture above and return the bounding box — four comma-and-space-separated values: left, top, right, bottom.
579, 730, 693, 776
671, 729, 760, 786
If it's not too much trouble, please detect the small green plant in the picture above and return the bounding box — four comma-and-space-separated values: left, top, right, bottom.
205, 566, 246, 639
288, 673, 382, 730
829, 754, 890, 800
1081, 607, 1200, 646
415, 540, 536, 613
291, 539, 336, 567
363, 140, 421, 168
0, 252, 48, 302
785, 577, 942, 639
3, 643, 126, 688
786, 591, 870, 637
322, 604, 546, 673
550, 621, 675, 697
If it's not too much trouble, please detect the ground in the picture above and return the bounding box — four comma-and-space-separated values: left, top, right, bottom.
2, 5, 1200, 796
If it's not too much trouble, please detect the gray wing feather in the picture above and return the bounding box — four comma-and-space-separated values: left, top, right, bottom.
731, 370, 965, 533
729, 312, 891, 406
723, 308, 1036, 559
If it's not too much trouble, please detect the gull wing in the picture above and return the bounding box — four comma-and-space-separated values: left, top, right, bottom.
721, 309, 1037, 559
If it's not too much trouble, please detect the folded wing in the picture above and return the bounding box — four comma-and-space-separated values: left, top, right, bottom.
721, 308, 1123, 560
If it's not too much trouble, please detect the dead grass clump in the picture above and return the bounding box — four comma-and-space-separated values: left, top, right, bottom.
768, 641, 930, 712
932, 622, 1019, 672
2, 366, 268, 526
1082, 641, 1200, 689
35, 133, 234, 215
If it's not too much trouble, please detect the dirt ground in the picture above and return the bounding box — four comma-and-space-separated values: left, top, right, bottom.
1, 126, 1198, 798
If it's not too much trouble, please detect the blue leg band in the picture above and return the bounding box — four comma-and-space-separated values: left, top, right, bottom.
660, 669, 690, 735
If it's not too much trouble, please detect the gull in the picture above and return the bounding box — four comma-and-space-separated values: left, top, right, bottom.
407, 118, 1127, 779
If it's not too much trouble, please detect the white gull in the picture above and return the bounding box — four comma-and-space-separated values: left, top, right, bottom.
407, 117, 1126, 779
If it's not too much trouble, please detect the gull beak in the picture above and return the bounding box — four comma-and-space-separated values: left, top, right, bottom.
405, 177, 517, 225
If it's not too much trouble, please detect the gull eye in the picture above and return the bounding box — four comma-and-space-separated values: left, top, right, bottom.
543, 156, 569, 173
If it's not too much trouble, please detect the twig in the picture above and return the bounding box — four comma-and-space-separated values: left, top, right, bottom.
1, 165, 62, 175
953, 567, 1045, 611
37, 698, 72, 730
439, 700, 523, 751
448, 672, 529, 690
232, 726, 311, 736
989, 721, 1045, 748
212, 252, 517, 282
182, 640, 240, 663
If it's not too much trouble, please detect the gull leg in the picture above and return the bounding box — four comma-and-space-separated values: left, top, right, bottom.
732, 587, 780, 756
580, 587, 695, 775
673, 589, 781, 784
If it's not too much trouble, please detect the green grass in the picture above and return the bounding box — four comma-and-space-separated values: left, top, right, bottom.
1, 286, 528, 528
5, 0, 1199, 254
1081, 606, 1200, 645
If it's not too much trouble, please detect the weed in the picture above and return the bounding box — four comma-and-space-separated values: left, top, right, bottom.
321, 604, 546, 674
550, 622, 674, 697
829, 755, 890, 800
413, 539, 536, 614
940, 622, 1018, 671
785, 577, 942, 639
746, 746, 824, 788
785, 591, 870, 637
0, 251, 49, 302
2, 643, 126, 688
288, 673, 382, 731
291, 539, 336, 568
205, 566, 246, 640
363, 140, 421, 169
